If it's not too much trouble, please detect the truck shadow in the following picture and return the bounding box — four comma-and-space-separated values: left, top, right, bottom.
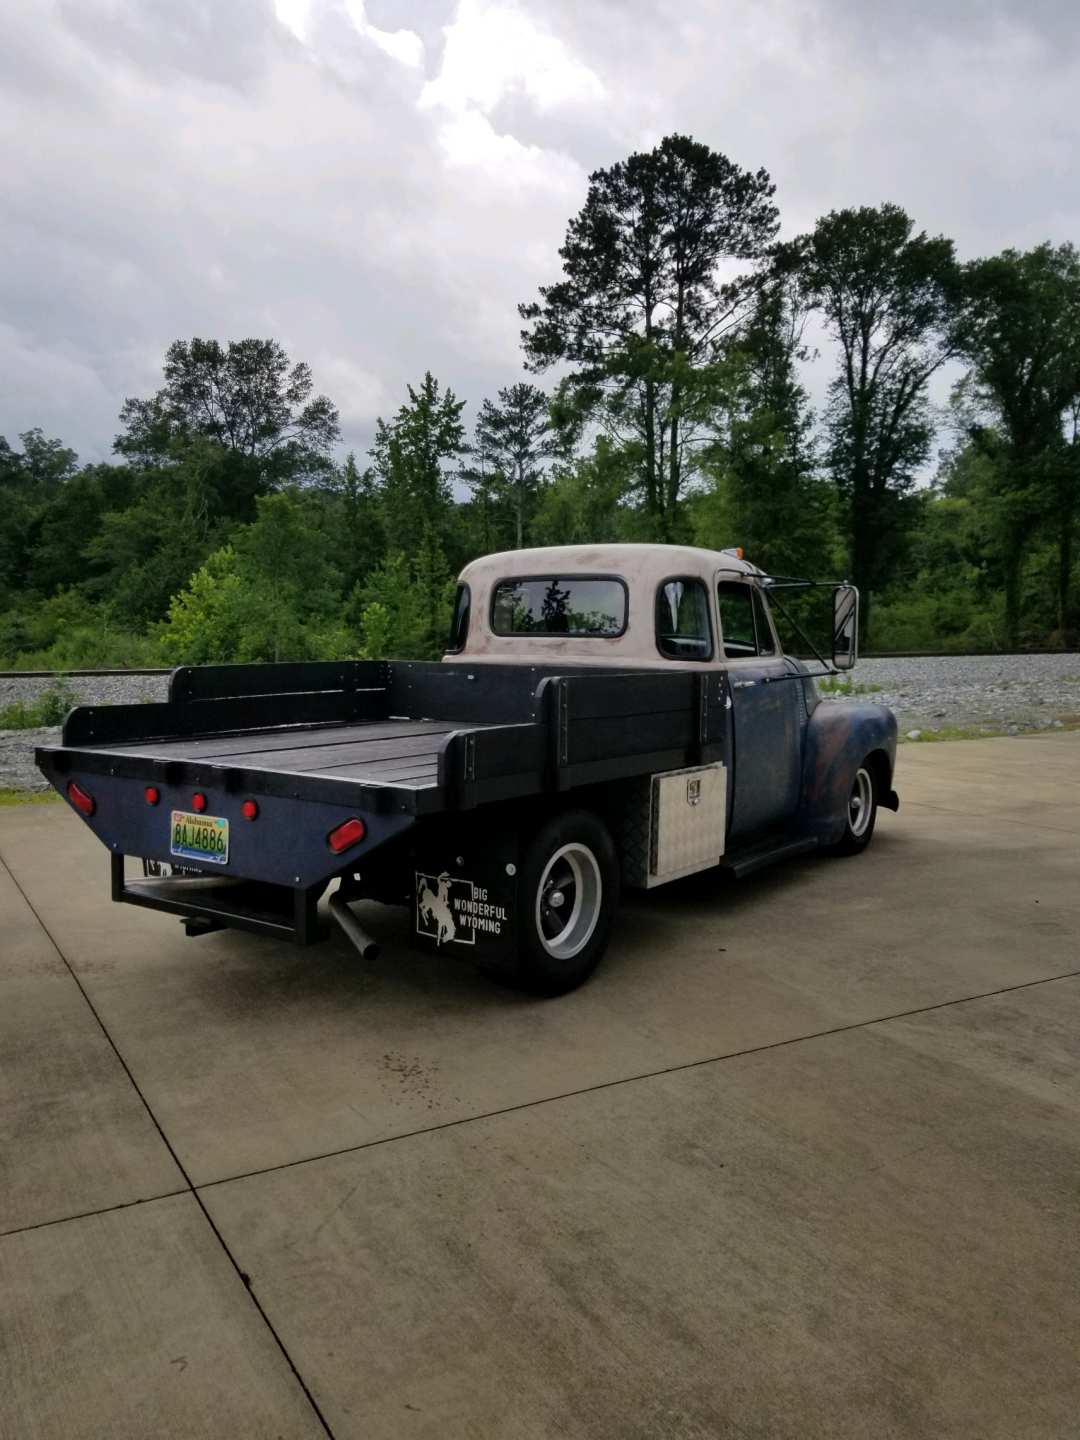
187, 900, 535, 1016
181, 831, 909, 1015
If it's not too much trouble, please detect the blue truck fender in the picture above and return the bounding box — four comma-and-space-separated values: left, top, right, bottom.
797, 701, 899, 847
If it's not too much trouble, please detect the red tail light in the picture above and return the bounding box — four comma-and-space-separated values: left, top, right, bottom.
67, 781, 95, 816
144, 786, 160, 806
327, 817, 365, 853
191, 792, 207, 813
241, 799, 259, 820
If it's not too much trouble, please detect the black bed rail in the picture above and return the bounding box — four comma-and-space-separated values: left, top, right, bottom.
64, 661, 391, 748
168, 659, 388, 703
435, 668, 733, 807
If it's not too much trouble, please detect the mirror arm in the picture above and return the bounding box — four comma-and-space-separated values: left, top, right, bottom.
765, 590, 835, 674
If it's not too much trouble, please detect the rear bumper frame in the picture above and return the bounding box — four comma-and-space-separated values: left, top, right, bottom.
110, 853, 325, 945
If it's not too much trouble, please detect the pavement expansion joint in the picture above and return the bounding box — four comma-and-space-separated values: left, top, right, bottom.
0, 1189, 190, 1241
197, 966, 1080, 1195
0, 853, 340, 1440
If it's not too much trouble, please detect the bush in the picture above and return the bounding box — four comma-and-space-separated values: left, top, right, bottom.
0, 682, 79, 729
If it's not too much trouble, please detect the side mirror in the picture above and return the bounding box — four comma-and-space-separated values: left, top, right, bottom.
832, 585, 859, 670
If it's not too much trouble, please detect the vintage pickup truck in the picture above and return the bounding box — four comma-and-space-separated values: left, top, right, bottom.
36, 544, 898, 994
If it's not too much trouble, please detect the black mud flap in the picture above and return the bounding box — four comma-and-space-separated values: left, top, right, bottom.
411, 822, 519, 968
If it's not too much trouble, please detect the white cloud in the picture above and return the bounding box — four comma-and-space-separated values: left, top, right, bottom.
312, 355, 387, 428
342, 0, 424, 68
273, 0, 314, 43
1, 0, 1078, 467
420, 0, 605, 115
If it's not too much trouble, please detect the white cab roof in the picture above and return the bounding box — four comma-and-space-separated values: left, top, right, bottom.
459, 543, 760, 587
453, 543, 764, 667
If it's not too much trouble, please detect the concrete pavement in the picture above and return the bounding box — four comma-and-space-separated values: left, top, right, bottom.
2, 733, 1079, 1438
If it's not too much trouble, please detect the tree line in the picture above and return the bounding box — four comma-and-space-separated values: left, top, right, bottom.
2, 133, 1079, 668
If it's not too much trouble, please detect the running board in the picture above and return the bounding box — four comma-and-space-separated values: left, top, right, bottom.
722, 835, 819, 880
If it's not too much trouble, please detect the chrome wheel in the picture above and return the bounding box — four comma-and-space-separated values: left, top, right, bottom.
534, 842, 602, 960
848, 767, 874, 839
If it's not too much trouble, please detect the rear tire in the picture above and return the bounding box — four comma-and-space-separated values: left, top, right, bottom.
493, 809, 619, 996
830, 760, 879, 856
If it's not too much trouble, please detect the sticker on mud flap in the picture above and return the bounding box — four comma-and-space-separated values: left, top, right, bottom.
415, 871, 509, 947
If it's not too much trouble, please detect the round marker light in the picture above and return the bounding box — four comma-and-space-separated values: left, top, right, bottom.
144, 786, 160, 806
192, 792, 207, 813
241, 799, 259, 820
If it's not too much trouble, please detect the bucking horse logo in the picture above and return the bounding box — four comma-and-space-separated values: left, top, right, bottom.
416, 871, 457, 945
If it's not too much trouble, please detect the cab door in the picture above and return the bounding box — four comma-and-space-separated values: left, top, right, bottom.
717, 579, 805, 843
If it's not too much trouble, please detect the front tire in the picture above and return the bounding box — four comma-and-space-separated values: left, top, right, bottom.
497, 810, 619, 996
830, 760, 879, 855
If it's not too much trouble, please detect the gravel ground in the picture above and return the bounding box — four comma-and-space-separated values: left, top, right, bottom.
0, 674, 170, 793
3, 656, 1080, 792
828, 654, 1080, 738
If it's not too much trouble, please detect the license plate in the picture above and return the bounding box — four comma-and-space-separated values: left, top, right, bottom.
170, 810, 229, 866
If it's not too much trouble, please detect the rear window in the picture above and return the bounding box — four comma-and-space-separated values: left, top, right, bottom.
491, 577, 627, 637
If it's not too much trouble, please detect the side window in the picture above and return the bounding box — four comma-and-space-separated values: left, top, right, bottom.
753, 588, 776, 656
447, 584, 470, 652
717, 582, 758, 658
655, 578, 712, 661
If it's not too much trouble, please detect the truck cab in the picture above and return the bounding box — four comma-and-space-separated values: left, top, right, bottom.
449, 544, 852, 848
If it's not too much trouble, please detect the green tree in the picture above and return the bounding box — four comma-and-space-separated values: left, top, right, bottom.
81, 442, 234, 625
956, 243, 1080, 641
695, 273, 835, 578
349, 527, 455, 660
0, 430, 80, 596
532, 439, 644, 545
462, 383, 553, 549
160, 491, 350, 663
116, 338, 341, 515
520, 134, 779, 537
797, 205, 959, 635
25, 462, 136, 597
157, 547, 247, 664
368, 373, 466, 552
328, 450, 384, 588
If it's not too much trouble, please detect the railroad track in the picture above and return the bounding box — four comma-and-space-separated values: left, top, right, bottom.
0, 668, 172, 679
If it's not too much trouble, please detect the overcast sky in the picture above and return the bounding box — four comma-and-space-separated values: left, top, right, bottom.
2, 0, 1077, 463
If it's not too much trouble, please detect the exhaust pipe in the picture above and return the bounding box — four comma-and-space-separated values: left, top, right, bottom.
328, 891, 381, 961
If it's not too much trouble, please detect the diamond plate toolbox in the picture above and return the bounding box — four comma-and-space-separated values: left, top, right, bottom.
650, 762, 726, 884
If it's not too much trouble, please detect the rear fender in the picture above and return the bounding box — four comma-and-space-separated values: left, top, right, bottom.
798, 702, 898, 846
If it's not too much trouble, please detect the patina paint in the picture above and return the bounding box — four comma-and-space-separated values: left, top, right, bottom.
455, 543, 899, 846
798, 701, 899, 846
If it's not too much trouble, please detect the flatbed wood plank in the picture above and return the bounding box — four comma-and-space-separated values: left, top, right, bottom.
102, 719, 469, 762
196, 733, 468, 775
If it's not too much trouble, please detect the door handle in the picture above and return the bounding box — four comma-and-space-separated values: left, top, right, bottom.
731, 679, 757, 689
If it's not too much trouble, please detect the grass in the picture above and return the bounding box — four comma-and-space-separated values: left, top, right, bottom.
900, 719, 1080, 743
0, 682, 78, 729
817, 675, 883, 696
0, 788, 60, 806
901, 725, 1007, 743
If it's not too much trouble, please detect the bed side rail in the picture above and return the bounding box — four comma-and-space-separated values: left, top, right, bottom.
63, 661, 391, 747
